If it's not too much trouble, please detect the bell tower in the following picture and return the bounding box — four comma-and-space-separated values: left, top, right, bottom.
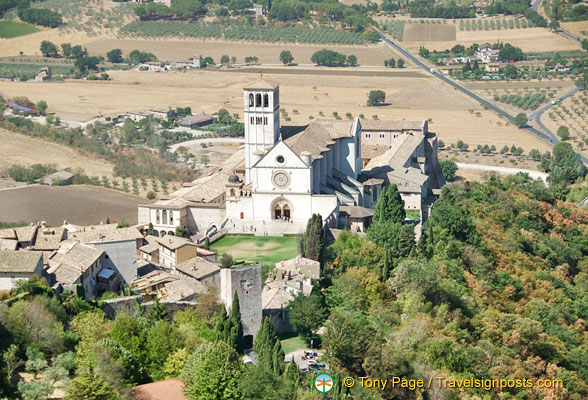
243, 80, 280, 183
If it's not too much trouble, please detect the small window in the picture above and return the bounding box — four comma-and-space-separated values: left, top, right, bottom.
380, 133, 385, 139
249, 93, 254, 107
263, 93, 269, 107
276, 155, 285, 164
250, 117, 254, 124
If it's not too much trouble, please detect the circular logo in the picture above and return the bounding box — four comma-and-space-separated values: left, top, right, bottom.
314, 373, 333, 393
272, 171, 290, 189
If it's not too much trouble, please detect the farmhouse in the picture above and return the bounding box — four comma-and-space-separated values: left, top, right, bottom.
0, 251, 44, 291
9, 104, 37, 115
43, 171, 74, 186
35, 67, 52, 82
179, 114, 214, 128
138, 80, 444, 237
485, 62, 501, 73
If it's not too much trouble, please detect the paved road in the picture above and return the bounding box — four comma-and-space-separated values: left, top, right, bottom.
456, 162, 549, 183
531, 0, 542, 12
530, 0, 582, 43
527, 86, 581, 143
371, 27, 588, 164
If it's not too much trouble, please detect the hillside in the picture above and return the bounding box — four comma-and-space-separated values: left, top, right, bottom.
321, 175, 588, 399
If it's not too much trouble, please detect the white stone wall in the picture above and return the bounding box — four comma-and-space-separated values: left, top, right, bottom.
226, 196, 254, 222
0, 272, 34, 291
188, 206, 226, 234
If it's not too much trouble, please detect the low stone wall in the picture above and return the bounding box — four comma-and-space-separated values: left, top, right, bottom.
101, 295, 197, 319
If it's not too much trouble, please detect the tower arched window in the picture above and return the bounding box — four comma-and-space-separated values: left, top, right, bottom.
162, 210, 167, 225
255, 93, 262, 107
249, 93, 254, 107
263, 94, 269, 107
155, 210, 160, 224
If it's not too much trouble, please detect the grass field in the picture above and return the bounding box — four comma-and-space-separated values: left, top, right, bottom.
0, 21, 39, 38
280, 333, 309, 354
0, 185, 147, 225
211, 235, 298, 265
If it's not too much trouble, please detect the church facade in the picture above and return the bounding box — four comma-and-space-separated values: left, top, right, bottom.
138, 80, 444, 238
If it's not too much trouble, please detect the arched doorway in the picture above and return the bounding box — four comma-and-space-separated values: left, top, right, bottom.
240, 212, 244, 219
271, 197, 292, 220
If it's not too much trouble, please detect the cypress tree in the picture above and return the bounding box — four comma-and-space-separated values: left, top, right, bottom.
230, 291, 244, 354
203, 236, 210, 250
373, 185, 405, 224
303, 214, 324, 261
285, 356, 301, 387
272, 340, 285, 375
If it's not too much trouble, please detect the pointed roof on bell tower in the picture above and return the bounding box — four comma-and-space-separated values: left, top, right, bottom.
244, 79, 279, 90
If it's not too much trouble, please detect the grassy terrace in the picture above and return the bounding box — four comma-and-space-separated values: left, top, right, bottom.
211, 234, 298, 265
0, 21, 39, 38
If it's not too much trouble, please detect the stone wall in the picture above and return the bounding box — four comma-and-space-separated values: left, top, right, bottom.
101, 295, 197, 319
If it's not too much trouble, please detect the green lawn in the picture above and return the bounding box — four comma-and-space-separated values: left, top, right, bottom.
211, 234, 298, 265
0, 21, 40, 39
279, 333, 308, 354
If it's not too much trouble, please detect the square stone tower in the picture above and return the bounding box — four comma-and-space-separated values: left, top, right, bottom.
220, 264, 262, 344
243, 80, 280, 183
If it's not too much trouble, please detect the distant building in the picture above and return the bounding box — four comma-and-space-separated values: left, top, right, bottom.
157, 235, 198, 268
174, 56, 203, 69
34, 67, 52, 82
139, 235, 160, 264
551, 63, 571, 73
44, 171, 74, 186
263, 255, 320, 333
124, 111, 154, 122
0, 251, 44, 291
485, 62, 501, 73
179, 114, 214, 128
47, 241, 106, 299
68, 226, 144, 286
0, 225, 38, 249
9, 104, 37, 115
148, 109, 176, 120
472, 1, 490, 14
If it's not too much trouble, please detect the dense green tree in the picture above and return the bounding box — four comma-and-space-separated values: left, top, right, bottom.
367, 90, 386, 106
182, 341, 243, 400
542, 142, 588, 185
18, 8, 62, 27
61, 43, 72, 58
35, 100, 47, 116
106, 49, 123, 63
287, 293, 326, 342
171, 0, 205, 17
39, 40, 58, 57
397, 58, 404, 68
175, 226, 190, 238
372, 184, 405, 224
367, 222, 414, 260
239, 365, 296, 399
64, 368, 119, 400
514, 112, 528, 128
146, 321, 184, 380
557, 125, 570, 140
440, 160, 458, 181
279, 50, 293, 65
347, 54, 357, 66
310, 49, 347, 66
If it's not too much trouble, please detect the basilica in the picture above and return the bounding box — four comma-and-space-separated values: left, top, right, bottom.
138, 80, 445, 238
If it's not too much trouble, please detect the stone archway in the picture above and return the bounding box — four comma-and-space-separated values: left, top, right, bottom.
271, 197, 292, 220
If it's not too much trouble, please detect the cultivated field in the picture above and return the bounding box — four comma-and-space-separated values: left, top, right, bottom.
463, 80, 577, 113
0, 21, 39, 38
211, 235, 298, 264
541, 91, 588, 157
403, 23, 456, 42
0, 185, 147, 225
0, 128, 113, 178
84, 39, 404, 66
0, 66, 553, 152
561, 21, 588, 40
402, 24, 582, 52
